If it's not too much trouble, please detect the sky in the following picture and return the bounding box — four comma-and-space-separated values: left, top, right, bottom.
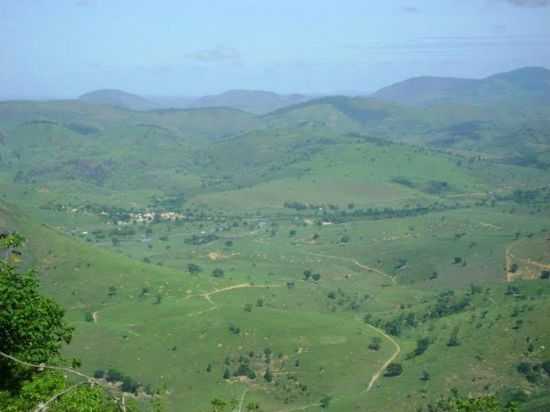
1, 0, 550, 99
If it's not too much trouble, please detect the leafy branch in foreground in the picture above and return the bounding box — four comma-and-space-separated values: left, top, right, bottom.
0, 232, 150, 412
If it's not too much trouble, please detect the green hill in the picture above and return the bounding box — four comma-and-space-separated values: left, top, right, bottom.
79, 89, 158, 111
372, 66, 550, 107
189, 89, 312, 114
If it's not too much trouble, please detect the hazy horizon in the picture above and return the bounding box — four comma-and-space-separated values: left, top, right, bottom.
2, 0, 550, 99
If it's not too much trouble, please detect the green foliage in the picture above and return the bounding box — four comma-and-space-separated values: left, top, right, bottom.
368, 337, 381, 351
384, 363, 403, 377
208, 398, 238, 412
447, 326, 461, 347
422, 395, 517, 412
0, 371, 128, 412
0, 234, 73, 371
320, 395, 332, 409
0, 233, 145, 411
187, 263, 202, 274
408, 337, 431, 359
263, 368, 273, 383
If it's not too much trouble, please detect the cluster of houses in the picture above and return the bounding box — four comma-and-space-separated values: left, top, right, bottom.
122, 211, 185, 224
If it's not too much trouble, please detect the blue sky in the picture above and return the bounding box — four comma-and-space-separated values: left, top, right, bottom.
1, 0, 550, 98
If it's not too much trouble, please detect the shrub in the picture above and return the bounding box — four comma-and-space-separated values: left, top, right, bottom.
368, 337, 381, 351
212, 268, 224, 278
384, 363, 403, 377
447, 326, 461, 347
93, 369, 105, 379
187, 263, 202, 274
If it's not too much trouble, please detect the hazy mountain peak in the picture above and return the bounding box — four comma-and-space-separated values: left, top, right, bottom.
372, 66, 550, 106
79, 89, 156, 111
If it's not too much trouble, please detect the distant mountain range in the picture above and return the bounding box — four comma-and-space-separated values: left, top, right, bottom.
79, 89, 314, 114
70, 66, 550, 113
372, 66, 550, 106
187, 90, 311, 114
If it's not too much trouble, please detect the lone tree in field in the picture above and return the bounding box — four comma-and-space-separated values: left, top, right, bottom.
368, 337, 381, 351
320, 395, 332, 409
384, 362, 403, 377
188, 263, 202, 274
447, 326, 461, 347
263, 368, 273, 383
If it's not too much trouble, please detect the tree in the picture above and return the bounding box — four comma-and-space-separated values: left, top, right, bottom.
246, 401, 261, 411
263, 369, 273, 383
211, 398, 228, 412
368, 337, 381, 351
0, 233, 142, 411
0, 234, 73, 375
320, 395, 332, 409
212, 268, 224, 278
187, 263, 202, 274
424, 395, 517, 412
383, 363, 403, 377
209, 398, 239, 412
447, 326, 461, 347
420, 370, 430, 381
410, 337, 431, 358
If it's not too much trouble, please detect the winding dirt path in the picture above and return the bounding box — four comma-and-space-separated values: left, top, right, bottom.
275, 403, 321, 412
520, 258, 550, 271
363, 323, 401, 392
303, 252, 396, 285
186, 283, 281, 317
504, 240, 549, 281
237, 388, 249, 412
